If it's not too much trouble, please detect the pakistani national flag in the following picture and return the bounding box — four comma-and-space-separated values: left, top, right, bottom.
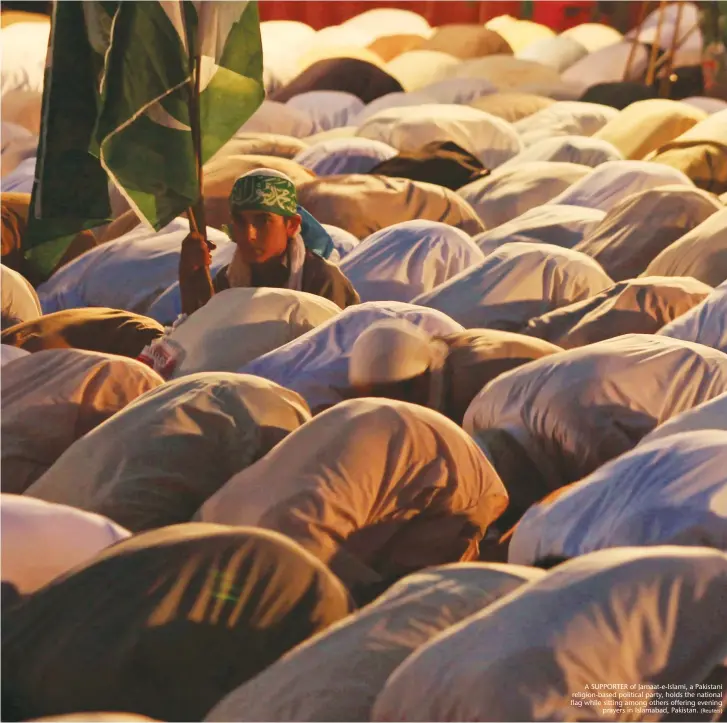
27, 0, 264, 277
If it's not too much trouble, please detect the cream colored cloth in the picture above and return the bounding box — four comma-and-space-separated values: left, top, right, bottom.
645, 208, 727, 287
208, 132, 309, 163
206, 563, 542, 723
525, 276, 712, 349
37, 218, 232, 315
164, 288, 341, 378
348, 318, 446, 386
1, 349, 163, 494
1, 21, 49, 97
642, 392, 727, 444
484, 18, 554, 54
385, 51, 459, 92
354, 91, 438, 124
413, 242, 612, 331
458, 161, 590, 229
513, 101, 618, 147
473, 204, 605, 256
339, 220, 484, 303
26, 373, 311, 533
297, 175, 485, 239
415, 77, 497, 106
240, 301, 463, 411
0, 89, 42, 135
1, 264, 41, 328
468, 92, 555, 123
561, 22, 622, 53
343, 8, 432, 41
659, 281, 727, 354
372, 547, 727, 722
200, 398, 508, 587
574, 185, 722, 281
594, 99, 707, 160
561, 41, 649, 92
296, 46, 386, 75
500, 135, 622, 169
509, 431, 727, 565
1, 495, 130, 594
464, 334, 727, 493
550, 159, 693, 212
647, 109, 727, 194
356, 104, 522, 170
516, 35, 587, 73
447, 56, 561, 92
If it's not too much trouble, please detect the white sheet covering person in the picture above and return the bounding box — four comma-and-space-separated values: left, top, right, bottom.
356, 104, 522, 169
645, 207, 727, 287
508, 431, 727, 566
512, 101, 618, 146
524, 276, 712, 349
153, 288, 341, 378
2, 349, 163, 495
561, 40, 649, 92
457, 161, 590, 229
26, 373, 311, 533
372, 547, 727, 722
240, 301, 463, 411
1, 264, 41, 328
241, 99, 315, 138
37, 219, 233, 315
1, 495, 130, 595
385, 51, 459, 92
293, 137, 398, 175
414, 77, 498, 106
515, 35, 586, 72
659, 281, 727, 354
549, 159, 694, 212
464, 335, 727, 521
297, 174, 486, 239
500, 135, 622, 169
200, 398, 508, 594
339, 220, 484, 303
472, 204, 605, 256
561, 22, 622, 53
574, 185, 722, 281
1, 344, 29, 366
594, 98, 707, 160
447, 56, 560, 91
413, 242, 612, 331
642, 392, 727, 444
286, 91, 364, 133
206, 563, 543, 723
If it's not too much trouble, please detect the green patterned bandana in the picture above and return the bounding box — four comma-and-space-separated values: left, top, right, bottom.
229, 171, 298, 217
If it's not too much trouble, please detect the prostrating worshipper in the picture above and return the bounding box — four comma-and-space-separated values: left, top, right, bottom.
338, 220, 484, 303
1, 524, 353, 722
642, 392, 727, 444
296, 174, 486, 239
473, 203, 605, 256
26, 374, 310, 533
209, 131, 309, 161
593, 98, 707, 160
367, 140, 489, 191
178, 169, 359, 317
457, 161, 590, 229
1, 193, 97, 284
524, 276, 713, 349
207, 563, 542, 723
659, 281, 727, 354
1, 308, 164, 358
464, 334, 727, 527
199, 398, 508, 602
647, 109, 727, 194
420, 25, 512, 60
343, 319, 561, 424
293, 137, 398, 176
499, 134, 622, 169
286, 91, 364, 135
1, 344, 28, 367
548, 159, 694, 212
371, 547, 727, 722
508, 431, 727, 566
574, 185, 722, 281
579, 80, 658, 110
1, 495, 130, 595
645, 207, 727, 288
1, 264, 41, 329
140, 288, 340, 379
2, 349, 163, 494
413, 242, 613, 331
469, 92, 555, 123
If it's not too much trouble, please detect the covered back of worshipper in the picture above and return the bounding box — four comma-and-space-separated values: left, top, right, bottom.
2, 524, 353, 722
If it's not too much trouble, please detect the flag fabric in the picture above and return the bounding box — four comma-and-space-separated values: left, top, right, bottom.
26, 0, 264, 278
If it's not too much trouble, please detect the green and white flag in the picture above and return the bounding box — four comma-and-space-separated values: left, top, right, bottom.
27, 0, 264, 277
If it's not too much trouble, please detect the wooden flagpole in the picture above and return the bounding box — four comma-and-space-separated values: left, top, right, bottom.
624, 1, 650, 82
